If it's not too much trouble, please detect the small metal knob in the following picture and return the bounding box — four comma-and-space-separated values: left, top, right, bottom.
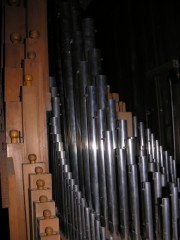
10, 32, 21, 44
28, 154, 37, 164
9, 130, 19, 143
36, 179, 45, 190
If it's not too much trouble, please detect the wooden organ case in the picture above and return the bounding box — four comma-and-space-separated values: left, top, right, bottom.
1, 1, 180, 240
0, 0, 60, 239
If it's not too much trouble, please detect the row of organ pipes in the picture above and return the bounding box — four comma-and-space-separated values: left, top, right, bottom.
48, 1, 180, 240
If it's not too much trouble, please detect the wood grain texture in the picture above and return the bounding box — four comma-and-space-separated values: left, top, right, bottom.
29, 173, 52, 189
5, 102, 22, 144
23, 162, 46, 240
7, 144, 27, 240
4, 68, 22, 102
26, 0, 50, 111
22, 86, 41, 161
0, 154, 9, 208
37, 217, 59, 234
39, 234, 61, 240
34, 201, 56, 240
5, 6, 25, 44
8, 158, 19, 240
23, 61, 49, 169
29, 188, 52, 240
5, 44, 24, 68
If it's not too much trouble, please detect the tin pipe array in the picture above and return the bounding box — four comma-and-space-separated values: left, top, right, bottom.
48, 1, 180, 239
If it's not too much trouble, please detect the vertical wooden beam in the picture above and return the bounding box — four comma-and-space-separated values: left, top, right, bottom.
22, 86, 41, 160
7, 144, 27, 240
4, 6, 25, 44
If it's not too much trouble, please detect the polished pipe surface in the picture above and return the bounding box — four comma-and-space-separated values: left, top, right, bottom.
79, 61, 92, 207
128, 164, 141, 239
96, 109, 108, 225
87, 86, 100, 214
142, 182, 154, 240
95, 74, 107, 109
161, 198, 171, 240
104, 131, 119, 234
133, 116, 138, 137
127, 137, 136, 165
117, 120, 127, 149
106, 99, 117, 149
116, 148, 129, 239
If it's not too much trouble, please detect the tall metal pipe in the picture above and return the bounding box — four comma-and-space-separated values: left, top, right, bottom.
86, 86, 100, 215
170, 184, 179, 240
133, 116, 138, 137
139, 156, 148, 183
116, 148, 129, 239
79, 61, 92, 207
60, 1, 79, 184
117, 120, 127, 149
128, 164, 141, 239
96, 74, 107, 109
139, 122, 145, 152
71, 29, 84, 194
106, 99, 117, 149
127, 137, 136, 165
96, 109, 108, 225
161, 198, 171, 240
153, 172, 162, 239
104, 131, 119, 234
142, 182, 154, 240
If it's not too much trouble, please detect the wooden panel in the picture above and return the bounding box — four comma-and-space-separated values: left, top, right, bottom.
5, 44, 24, 68
116, 112, 133, 137
23, 59, 41, 87
22, 86, 40, 160
34, 200, 56, 240
26, 0, 50, 110
4, 68, 22, 102
29, 173, 52, 189
22, 162, 46, 240
7, 143, 27, 240
0, 154, 9, 208
34, 201, 55, 219
40, 234, 61, 240
23, 60, 49, 168
119, 101, 126, 112
5, 102, 22, 144
29, 188, 52, 240
5, 6, 25, 44
7, 157, 19, 240
38, 217, 59, 234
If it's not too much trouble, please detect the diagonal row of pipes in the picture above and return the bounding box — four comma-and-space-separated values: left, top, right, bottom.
48, 1, 180, 239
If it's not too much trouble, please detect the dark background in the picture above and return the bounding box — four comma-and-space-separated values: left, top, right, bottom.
83, 0, 180, 164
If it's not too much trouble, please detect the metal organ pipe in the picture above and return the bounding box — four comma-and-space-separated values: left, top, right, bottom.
47, 1, 180, 239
